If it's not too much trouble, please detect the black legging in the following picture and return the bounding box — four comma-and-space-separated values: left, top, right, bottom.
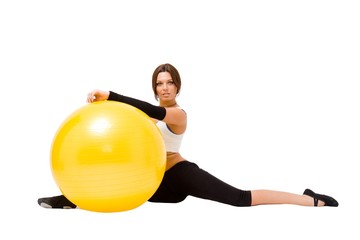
148, 161, 252, 206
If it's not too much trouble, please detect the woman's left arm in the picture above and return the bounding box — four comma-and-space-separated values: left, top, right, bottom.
161, 107, 187, 126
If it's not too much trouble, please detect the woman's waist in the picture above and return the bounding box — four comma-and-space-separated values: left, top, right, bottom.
166, 152, 185, 171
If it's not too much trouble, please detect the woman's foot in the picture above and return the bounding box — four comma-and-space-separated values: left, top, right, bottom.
38, 195, 77, 209
303, 189, 339, 207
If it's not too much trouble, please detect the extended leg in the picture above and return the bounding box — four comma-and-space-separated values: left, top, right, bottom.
251, 190, 319, 206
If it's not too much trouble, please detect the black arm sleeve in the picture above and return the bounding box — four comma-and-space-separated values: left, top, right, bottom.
108, 91, 166, 120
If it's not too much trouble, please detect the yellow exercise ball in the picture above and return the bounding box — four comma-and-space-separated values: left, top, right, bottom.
50, 101, 166, 212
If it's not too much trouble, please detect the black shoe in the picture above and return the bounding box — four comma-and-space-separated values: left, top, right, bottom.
303, 189, 339, 207
38, 195, 77, 209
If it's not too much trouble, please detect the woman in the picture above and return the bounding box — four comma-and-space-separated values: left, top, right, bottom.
38, 63, 338, 208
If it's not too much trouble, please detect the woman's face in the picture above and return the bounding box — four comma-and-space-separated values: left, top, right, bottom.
156, 71, 178, 102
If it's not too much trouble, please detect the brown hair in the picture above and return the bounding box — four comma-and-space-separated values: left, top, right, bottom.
152, 63, 182, 100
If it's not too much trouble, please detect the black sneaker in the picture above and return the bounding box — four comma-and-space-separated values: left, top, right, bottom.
38, 195, 77, 209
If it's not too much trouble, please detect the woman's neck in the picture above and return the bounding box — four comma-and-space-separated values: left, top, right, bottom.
160, 101, 177, 107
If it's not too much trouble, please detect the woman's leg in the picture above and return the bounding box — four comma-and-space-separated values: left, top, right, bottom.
149, 161, 252, 206
251, 190, 323, 206
38, 195, 77, 209
152, 161, 338, 207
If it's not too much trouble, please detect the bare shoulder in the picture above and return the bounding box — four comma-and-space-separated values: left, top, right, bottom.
163, 106, 187, 126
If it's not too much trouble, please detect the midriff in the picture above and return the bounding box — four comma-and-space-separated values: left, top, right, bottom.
165, 152, 185, 171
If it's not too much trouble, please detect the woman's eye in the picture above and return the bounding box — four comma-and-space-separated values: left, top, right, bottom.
156, 81, 174, 87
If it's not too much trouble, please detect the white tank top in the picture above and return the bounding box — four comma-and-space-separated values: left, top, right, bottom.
156, 121, 184, 152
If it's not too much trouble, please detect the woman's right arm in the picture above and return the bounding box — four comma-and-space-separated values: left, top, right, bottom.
87, 89, 185, 127
87, 89, 110, 103
87, 90, 166, 121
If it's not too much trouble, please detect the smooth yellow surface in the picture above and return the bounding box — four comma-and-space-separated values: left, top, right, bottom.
51, 101, 166, 212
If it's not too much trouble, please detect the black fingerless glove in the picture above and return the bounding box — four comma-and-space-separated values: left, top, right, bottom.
108, 91, 166, 120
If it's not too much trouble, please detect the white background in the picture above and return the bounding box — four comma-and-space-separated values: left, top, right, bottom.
1, 0, 359, 239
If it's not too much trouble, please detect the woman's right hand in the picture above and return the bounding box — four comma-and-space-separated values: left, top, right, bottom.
87, 89, 110, 103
